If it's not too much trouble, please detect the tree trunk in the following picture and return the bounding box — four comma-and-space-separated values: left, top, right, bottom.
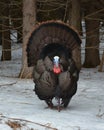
83, 8, 100, 68
71, 0, 81, 32
1, 2, 11, 61
0, 20, 2, 45
19, 0, 36, 78
98, 51, 104, 72
70, 0, 82, 70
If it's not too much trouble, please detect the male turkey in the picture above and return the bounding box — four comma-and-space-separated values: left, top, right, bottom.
26, 21, 81, 111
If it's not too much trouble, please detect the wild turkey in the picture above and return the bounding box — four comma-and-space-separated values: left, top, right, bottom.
26, 21, 81, 111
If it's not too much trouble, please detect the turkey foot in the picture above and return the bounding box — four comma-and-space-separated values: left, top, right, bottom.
45, 99, 53, 108
62, 98, 71, 108
45, 105, 64, 111
45, 98, 64, 111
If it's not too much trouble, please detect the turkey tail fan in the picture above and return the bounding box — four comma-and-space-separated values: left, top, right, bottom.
26, 20, 81, 67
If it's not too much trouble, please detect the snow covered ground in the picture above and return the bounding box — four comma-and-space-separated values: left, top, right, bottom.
0, 44, 104, 130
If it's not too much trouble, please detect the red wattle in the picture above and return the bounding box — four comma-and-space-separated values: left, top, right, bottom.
53, 66, 61, 74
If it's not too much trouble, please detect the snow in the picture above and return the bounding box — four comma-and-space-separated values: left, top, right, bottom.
0, 43, 104, 130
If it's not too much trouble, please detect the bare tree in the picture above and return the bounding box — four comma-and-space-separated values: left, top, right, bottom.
19, 0, 36, 78
70, 0, 82, 69
83, 3, 100, 68
1, 1, 11, 61
10, 0, 23, 43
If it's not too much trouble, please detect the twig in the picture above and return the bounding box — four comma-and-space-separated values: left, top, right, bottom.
1, 115, 58, 130
63, 0, 69, 22
96, 107, 104, 118
0, 81, 17, 87
84, 8, 104, 19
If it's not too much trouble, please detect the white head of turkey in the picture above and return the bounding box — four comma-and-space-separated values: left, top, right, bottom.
53, 56, 61, 74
